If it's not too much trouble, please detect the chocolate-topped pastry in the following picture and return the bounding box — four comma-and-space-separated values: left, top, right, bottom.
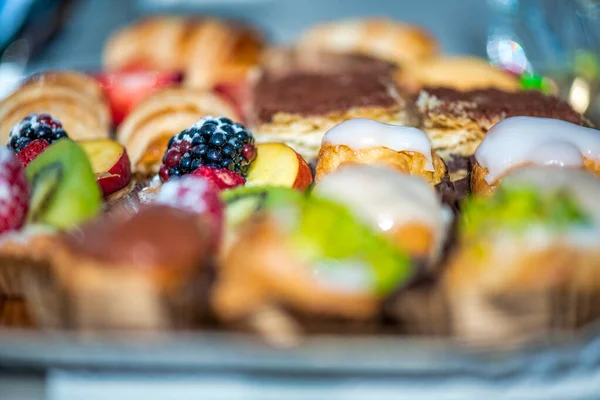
416, 87, 585, 162
23, 205, 215, 331
249, 52, 419, 161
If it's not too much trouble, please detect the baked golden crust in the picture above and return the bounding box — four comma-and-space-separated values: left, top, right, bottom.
315, 143, 446, 185
117, 87, 238, 174
395, 56, 519, 94
444, 240, 600, 344
103, 16, 264, 89
213, 217, 379, 322
471, 159, 600, 196
297, 18, 438, 65
0, 71, 110, 144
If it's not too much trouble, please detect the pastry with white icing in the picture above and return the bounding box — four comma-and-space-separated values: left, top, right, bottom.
314, 164, 451, 263
445, 166, 600, 344
315, 118, 446, 184
471, 116, 600, 195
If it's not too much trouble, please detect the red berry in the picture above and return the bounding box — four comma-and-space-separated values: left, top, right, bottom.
192, 166, 245, 190
156, 175, 224, 248
242, 144, 256, 162
35, 114, 62, 130
16, 139, 49, 167
0, 148, 30, 234
163, 149, 181, 168
177, 140, 191, 154
159, 164, 170, 182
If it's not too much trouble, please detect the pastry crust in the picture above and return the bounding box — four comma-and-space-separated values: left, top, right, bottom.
471, 159, 600, 196
0, 72, 110, 144
103, 16, 264, 89
213, 217, 379, 322
297, 18, 438, 65
396, 56, 519, 94
315, 143, 446, 185
117, 87, 239, 174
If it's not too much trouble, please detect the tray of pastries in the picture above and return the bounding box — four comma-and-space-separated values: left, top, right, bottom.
1, 15, 600, 383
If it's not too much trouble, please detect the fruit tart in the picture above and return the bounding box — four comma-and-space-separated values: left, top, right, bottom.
0, 136, 103, 298
0, 71, 110, 144
25, 204, 216, 331
315, 118, 446, 184
117, 88, 239, 175
471, 116, 600, 195
445, 166, 600, 344
213, 188, 416, 335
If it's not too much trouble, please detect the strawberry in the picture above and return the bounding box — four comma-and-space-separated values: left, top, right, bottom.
156, 175, 224, 246
16, 139, 50, 167
95, 71, 181, 126
192, 166, 245, 190
0, 148, 30, 234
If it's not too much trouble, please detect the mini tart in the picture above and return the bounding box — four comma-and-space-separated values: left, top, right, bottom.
103, 16, 264, 89
395, 56, 519, 94
297, 18, 438, 65
0, 71, 110, 144
23, 206, 213, 331
0, 226, 57, 298
213, 216, 380, 322
471, 159, 600, 196
117, 88, 239, 175
315, 143, 446, 185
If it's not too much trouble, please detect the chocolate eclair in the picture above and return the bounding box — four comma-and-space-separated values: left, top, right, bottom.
249, 53, 419, 161
24, 205, 214, 331
416, 87, 585, 162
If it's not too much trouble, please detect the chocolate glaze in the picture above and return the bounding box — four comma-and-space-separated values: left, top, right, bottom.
63, 205, 209, 268
422, 87, 584, 125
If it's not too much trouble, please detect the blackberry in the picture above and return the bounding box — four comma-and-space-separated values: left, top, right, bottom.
159, 116, 256, 182
8, 114, 68, 153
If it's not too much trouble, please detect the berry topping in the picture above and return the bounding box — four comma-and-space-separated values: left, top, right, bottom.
16, 139, 50, 167
159, 116, 256, 182
8, 114, 68, 153
0, 148, 30, 234
192, 166, 246, 191
156, 175, 224, 245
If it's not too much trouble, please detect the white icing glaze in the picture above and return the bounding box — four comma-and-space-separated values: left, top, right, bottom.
474, 116, 600, 184
503, 166, 600, 226
314, 164, 447, 239
322, 118, 434, 171
311, 259, 373, 293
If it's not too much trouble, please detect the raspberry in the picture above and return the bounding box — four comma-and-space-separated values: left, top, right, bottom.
156, 175, 224, 245
16, 139, 49, 167
8, 114, 68, 153
159, 116, 255, 181
0, 148, 30, 234
192, 166, 245, 190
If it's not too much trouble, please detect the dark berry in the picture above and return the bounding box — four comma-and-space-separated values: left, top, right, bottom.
169, 166, 182, 177
200, 124, 216, 135
209, 133, 226, 147
191, 145, 206, 158
204, 119, 218, 126
8, 114, 68, 153
191, 135, 205, 146
159, 165, 170, 182
222, 144, 235, 157
207, 148, 221, 161
242, 144, 256, 162
177, 132, 186, 141
164, 149, 182, 167
221, 125, 235, 136
179, 154, 192, 171
236, 130, 249, 141
219, 117, 233, 125
168, 136, 176, 148
191, 158, 201, 171
221, 159, 234, 170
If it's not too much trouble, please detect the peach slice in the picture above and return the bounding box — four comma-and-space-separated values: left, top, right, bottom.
247, 143, 313, 190
79, 139, 132, 196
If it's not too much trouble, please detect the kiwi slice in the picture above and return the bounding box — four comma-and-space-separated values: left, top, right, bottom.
26, 139, 102, 229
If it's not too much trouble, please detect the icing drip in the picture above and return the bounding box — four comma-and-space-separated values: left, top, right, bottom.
322, 118, 434, 171
475, 116, 600, 184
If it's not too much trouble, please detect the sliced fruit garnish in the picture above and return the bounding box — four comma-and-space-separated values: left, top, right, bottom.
79, 139, 132, 197
26, 139, 102, 229
246, 142, 313, 190
192, 166, 245, 190
16, 139, 49, 167
95, 71, 180, 126
27, 162, 61, 223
